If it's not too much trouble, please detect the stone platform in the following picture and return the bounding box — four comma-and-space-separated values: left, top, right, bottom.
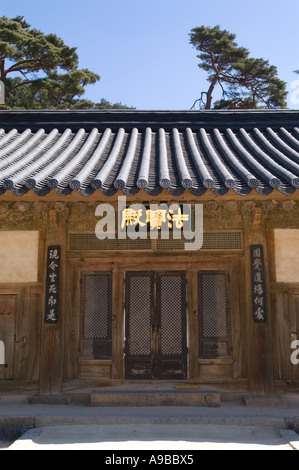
90, 385, 220, 407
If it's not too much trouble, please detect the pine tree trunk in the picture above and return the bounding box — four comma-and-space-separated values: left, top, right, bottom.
206, 76, 219, 109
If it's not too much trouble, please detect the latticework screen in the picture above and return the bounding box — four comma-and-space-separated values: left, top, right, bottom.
81, 272, 112, 359
199, 272, 230, 359
127, 274, 152, 356
201, 274, 227, 339
69, 231, 243, 251
159, 275, 184, 356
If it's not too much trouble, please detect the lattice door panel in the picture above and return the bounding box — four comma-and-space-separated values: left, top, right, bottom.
126, 274, 153, 356
125, 272, 154, 379
83, 274, 111, 339
81, 272, 112, 359
157, 273, 187, 379
159, 275, 184, 356
199, 271, 230, 359
201, 274, 227, 339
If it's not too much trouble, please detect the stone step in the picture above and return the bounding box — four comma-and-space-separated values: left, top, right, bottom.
90, 389, 221, 407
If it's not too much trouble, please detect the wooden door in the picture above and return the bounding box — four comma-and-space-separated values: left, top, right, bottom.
0, 295, 16, 379
81, 272, 112, 359
198, 271, 231, 359
125, 271, 187, 380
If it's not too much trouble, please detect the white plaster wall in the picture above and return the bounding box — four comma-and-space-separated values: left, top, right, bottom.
0, 231, 39, 282
274, 229, 299, 282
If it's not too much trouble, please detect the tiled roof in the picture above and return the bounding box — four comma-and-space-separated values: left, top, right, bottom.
0, 110, 299, 197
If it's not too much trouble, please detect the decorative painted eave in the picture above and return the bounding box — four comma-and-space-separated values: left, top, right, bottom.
0, 109, 298, 198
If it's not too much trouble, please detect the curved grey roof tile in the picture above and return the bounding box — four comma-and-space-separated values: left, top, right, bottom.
158, 128, 171, 188
2, 129, 58, 189
0, 129, 32, 161
47, 129, 87, 188
91, 128, 125, 190
185, 128, 214, 189
172, 129, 192, 189
267, 128, 299, 162
70, 128, 112, 190
137, 127, 152, 189
0, 110, 298, 197
114, 128, 139, 190
212, 129, 259, 189
26, 129, 74, 189
279, 128, 299, 151
199, 128, 237, 189
226, 129, 282, 189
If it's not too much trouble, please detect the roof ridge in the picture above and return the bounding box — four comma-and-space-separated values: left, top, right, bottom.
0, 109, 299, 133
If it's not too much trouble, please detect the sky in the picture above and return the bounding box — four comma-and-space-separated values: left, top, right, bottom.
1, 0, 299, 110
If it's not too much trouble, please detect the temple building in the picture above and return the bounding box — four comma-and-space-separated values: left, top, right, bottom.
0, 109, 298, 401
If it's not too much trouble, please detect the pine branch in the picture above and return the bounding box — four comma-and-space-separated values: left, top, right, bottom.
6, 79, 35, 93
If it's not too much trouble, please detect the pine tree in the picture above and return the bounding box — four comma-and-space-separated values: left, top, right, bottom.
0, 16, 133, 109
189, 25, 287, 109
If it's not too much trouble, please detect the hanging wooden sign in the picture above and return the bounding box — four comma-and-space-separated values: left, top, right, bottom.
119, 204, 191, 232
45, 246, 61, 324
250, 245, 267, 323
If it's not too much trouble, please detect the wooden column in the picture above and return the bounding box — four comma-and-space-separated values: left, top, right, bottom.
187, 267, 199, 379
243, 209, 274, 395
111, 264, 124, 379
39, 208, 67, 395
